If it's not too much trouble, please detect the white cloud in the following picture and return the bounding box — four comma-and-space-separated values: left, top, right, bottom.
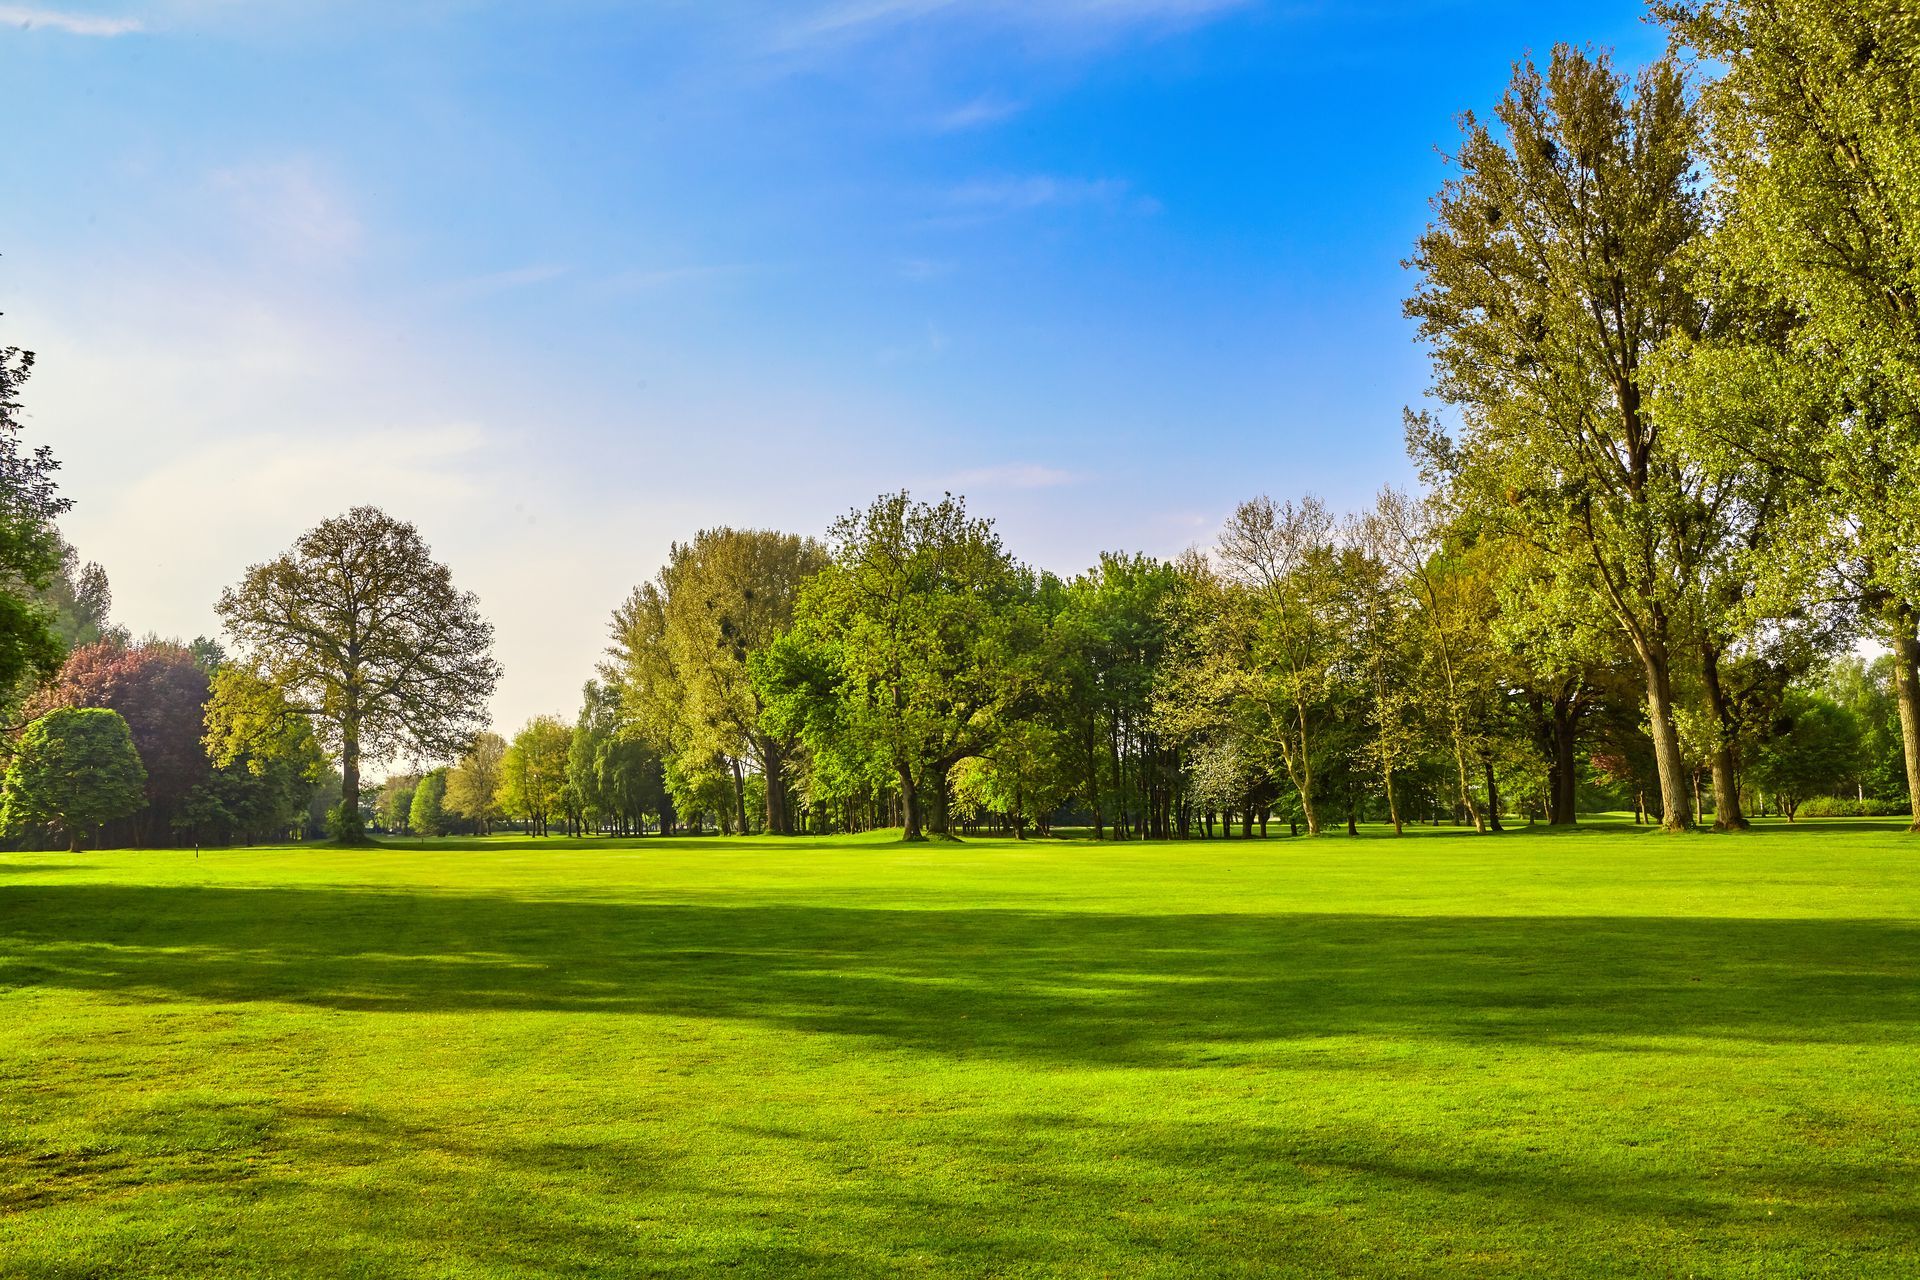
932, 94, 1025, 132
0, 5, 141, 35
950, 463, 1078, 490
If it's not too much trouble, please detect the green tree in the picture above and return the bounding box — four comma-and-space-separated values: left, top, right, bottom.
606, 529, 825, 834
1, 707, 146, 851
0, 344, 75, 710
445, 731, 507, 835
378, 775, 418, 834
408, 768, 448, 837
771, 492, 1041, 841
215, 507, 500, 842
1663, 0, 1920, 827
1405, 47, 1707, 831
497, 716, 569, 836
186, 665, 326, 846
1751, 691, 1862, 819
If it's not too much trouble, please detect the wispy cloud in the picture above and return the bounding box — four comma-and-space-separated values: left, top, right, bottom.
209, 158, 362, 261
895, 256, 955, 283
439, 264, 571, 301
601, 262, 762, 292
951, 463, 1078, 490
932, 94, 1025, 132
780, 0, 1248, 48
0, 5, 141, 35
940, 174, 1158, 222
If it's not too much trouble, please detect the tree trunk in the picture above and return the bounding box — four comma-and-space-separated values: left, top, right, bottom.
1892, 616, 1920, 833
1483, 759, 1503, 832
762, 744, 788, 835
1548, 695, 1579, 825
1700, 642, 1749, 831
926, 765, 955, 839
1639, 640, 1692, 832
340, 727, 363, 843
1384, 766, 1402, 835
898, 765, 923, 841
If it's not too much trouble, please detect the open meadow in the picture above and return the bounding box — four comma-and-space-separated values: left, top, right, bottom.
3, 820, 1918, 1277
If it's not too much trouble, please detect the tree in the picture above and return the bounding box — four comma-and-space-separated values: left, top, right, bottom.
409, 768, 448, 837
187, 664, 326, 845
1751, 690, 1861, 819
768, 492, 1042, 840
605, 529, 826, 835
1406, 47, 1708, 831
27, 639, 211, 841
0, 342, 74, 707
497, 715, 569, 836
1171, 496, 1351, 835
1663, 0, 1920, 828
1, 707, 146, 851
215, 507, 500, 841
378, 774, 418, 834
445, 731, 507, 835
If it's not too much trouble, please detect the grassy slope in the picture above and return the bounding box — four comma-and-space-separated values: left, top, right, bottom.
2, 820, 1917, 1278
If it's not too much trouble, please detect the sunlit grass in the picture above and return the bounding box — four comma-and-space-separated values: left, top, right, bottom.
3, 818, 1917, 1276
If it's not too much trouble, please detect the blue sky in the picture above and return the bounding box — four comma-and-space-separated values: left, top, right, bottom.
2, 0, 1663, 738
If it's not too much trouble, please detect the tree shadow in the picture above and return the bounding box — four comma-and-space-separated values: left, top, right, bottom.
3, 885, 1916, 1065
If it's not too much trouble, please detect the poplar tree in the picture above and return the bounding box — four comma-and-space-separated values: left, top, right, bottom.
1406, 47, 1707, 831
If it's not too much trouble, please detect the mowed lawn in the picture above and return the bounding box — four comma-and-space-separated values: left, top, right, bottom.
3, 822, 1918, 1278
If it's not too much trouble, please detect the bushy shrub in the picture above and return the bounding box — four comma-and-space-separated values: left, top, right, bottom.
1794, 796, 1912, 819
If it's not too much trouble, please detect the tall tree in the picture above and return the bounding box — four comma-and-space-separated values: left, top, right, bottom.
1663, 0, 1920, 827
1406, 47, 1708, 830
0, 340, 74, 707
188, 665, 326, 846
1, 707, 146, 851
215, 507, 500, 841
409, 767, 448, 837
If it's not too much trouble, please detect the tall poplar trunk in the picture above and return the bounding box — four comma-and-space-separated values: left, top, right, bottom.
1483, 760, 1503, 832
1383, 766, 1402, 835
1889, 609, 1920, 834
1638, 638, 1692, 832
1700, 642, 1749, 831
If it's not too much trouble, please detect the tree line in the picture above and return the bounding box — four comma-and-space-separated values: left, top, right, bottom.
2, 1, 1917, 846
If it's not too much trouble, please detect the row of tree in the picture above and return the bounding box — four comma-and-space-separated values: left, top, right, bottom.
4, 1, 1916, 846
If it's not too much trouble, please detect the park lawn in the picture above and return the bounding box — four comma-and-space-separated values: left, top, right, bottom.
2, 821, 1917, 1278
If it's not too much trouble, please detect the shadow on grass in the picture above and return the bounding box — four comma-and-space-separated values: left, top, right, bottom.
3, 885, 1916, 1064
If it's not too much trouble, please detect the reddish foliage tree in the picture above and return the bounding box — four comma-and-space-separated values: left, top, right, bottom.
27, 640, 212, 837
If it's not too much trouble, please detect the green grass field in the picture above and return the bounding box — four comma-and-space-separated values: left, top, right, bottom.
4, 820, 1918, 1277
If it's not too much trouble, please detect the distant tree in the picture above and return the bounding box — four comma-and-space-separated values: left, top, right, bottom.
497, 716, 569, 836
27, 640, 212, 841
606, 528, 826, 834
215, 507, 500, 842
768, 492, 1042, 840
34, 536, 115, 651
409, 768, 448, 837
445, 731, 507, 835
377, 775, 418, 834
1752, 691, 1862, 819
185, 665, 326, 845
1, 707, 146, 850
